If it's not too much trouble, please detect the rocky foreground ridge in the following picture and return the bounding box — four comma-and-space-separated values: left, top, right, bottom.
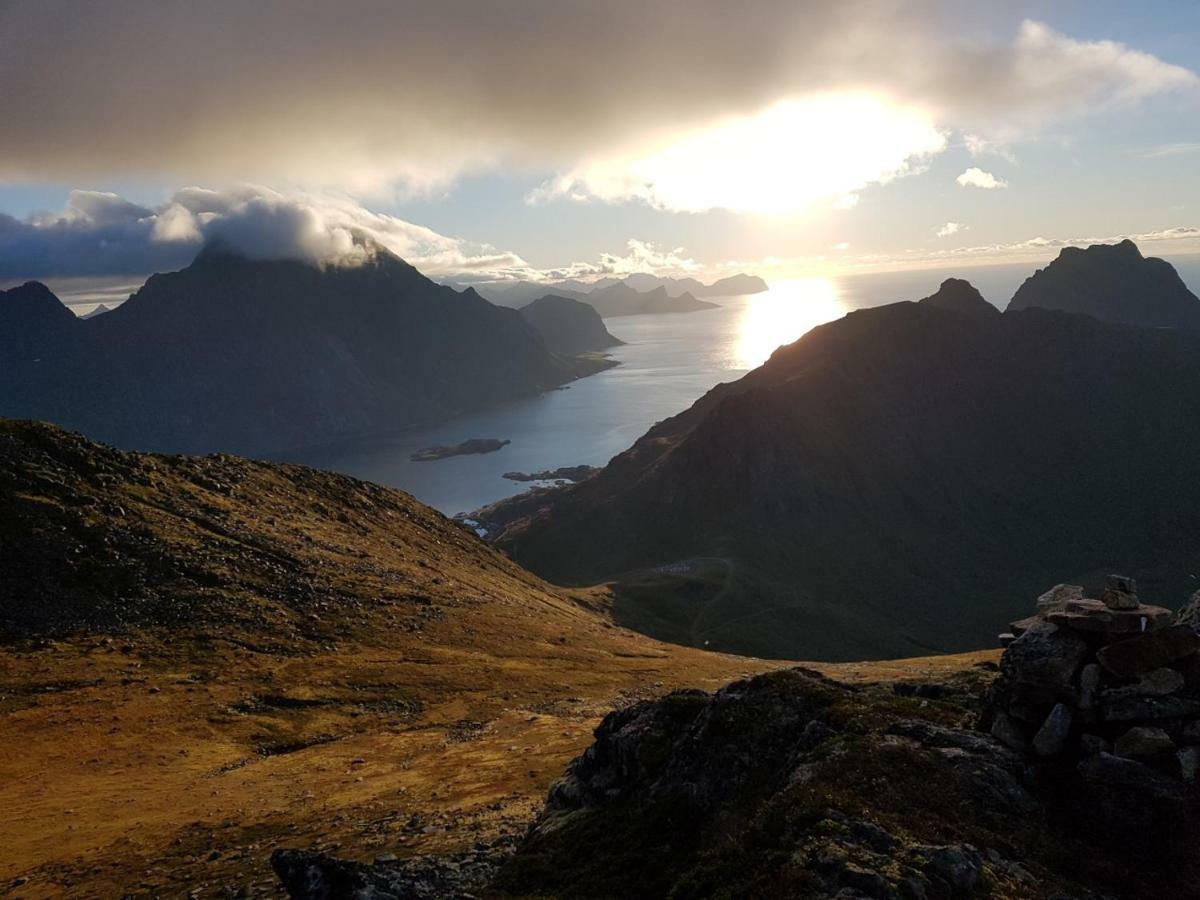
275, 578, 1200, 899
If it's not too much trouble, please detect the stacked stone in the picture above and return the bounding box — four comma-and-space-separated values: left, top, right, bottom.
986, 576, 1200, 785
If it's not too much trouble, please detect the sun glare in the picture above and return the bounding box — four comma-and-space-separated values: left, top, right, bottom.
543, 93, 946, 215
733, 277, 846, 369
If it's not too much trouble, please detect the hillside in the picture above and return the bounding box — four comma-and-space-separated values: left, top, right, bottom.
0, 419, 993, 898
518, 295, 624, 355
1008, 239, 1200, 330
583, 282, 718, 318
0, 244, 610, 457
478, 267, 1200, 661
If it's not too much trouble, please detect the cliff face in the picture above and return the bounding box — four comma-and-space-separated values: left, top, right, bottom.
1008, 239, 1200, 331
0, 246, 608, 455
483, 282, 1200, 661
519, 294, 624, 355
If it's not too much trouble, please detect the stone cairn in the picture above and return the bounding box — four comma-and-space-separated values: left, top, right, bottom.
986, 576, 1200, 784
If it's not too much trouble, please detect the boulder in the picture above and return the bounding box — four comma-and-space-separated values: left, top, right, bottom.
1032, 703, 1072, 756
1046, 600, 1173, 635
1000, 621, 1088, 704
1100, 694, 1200, 722
1078, 663, 1102, 711
1100, 667, 1185, 702
1179, 747, 1200, 783
989, 710, 1028, 751
1176, 589, 1200, 630
1035, 583, 1084, 616
1114, 726, 1176, 758
1100, 575, 1138, 611
1095, 625, 1200, 678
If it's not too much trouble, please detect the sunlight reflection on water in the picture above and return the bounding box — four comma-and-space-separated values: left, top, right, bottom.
731, 277, 847, 368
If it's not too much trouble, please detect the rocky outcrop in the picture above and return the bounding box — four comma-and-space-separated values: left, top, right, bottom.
984, 576, 1200, 853
1007, 239, 1200, 330
518, 294, 624, 355
0, 244, 611, 456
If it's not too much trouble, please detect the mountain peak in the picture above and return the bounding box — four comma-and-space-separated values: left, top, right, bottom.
917, 278, 998, 317
1008, 240, 1200, 330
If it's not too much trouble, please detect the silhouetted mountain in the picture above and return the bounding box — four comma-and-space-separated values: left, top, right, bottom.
480, 269, 1200, 661
918, 277, 1000, 318
519, 294, 624, 355
473, 272, 766, 308
584, 283, 718, 317
0, 280, 78, 355
79, 302, 113, 319
699, 272, 769, 296
1008, 239, 1200, 330
0, 245, 611, 456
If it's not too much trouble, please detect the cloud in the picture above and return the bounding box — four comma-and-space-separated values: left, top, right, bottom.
935, 222, 967, 237
956, 167, 1008, 189
528, 94, 947, 214
1142, 142, 1200, 158
0, 186, 531, 281
0, 6, 1192, 200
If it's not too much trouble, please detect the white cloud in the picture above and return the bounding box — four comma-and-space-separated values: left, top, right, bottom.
530, 93, 947, 215
0, 8, 1192, 207
0, 186, 532, 281
832, 242, 851, 251
956, 167, 1008, 189
935, 222, 967, 237
1142, 142, 1200, 158
963, 134, 1017, 164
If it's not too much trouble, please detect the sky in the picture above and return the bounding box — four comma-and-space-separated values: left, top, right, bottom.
1, 0, 1199, 287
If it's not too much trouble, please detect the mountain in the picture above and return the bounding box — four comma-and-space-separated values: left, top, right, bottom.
0, 417, 767, 895
699, 272, 769, 296
473, 272, 767, 308
519, 295, 624, 355
79, 302, 113, 319
0, 244, 612, 456
1008, 239, 1200, 330
479, 267, 1200, 661
583, 282, 718, 318
917, 277, 1000, 318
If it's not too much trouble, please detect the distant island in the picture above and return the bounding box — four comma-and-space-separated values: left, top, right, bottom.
502, 464, 597, 483
473, 272, 768, 311
410, 438, 510, 462
518, 296, 624, 354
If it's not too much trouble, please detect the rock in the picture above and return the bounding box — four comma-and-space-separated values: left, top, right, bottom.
915, 844, 983, 897
1100, 694, 1200, 722
1075, 752, 1190, 853
1036, 583, 1085, 616
1179, 746, 1200, 782
1046, 600, 1173, 635
1100, 667, 1185, 701
1182, 721, 1200, 744
1078, 663, 1102, 710
989, 710, 1028, 751
1008, 616, 1040, 638
1114, 726, 1176, 758
1095, 625, 1200, 678
998, 632, 1016, 648
1080, 734, 1109, 756
1032, 703, 1073, 756
1175, 589, 1200, 630
1100, 575, 1139, 610
1000, 621, 1088, 704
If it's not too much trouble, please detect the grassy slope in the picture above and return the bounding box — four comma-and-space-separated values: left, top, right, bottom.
0, 420, 998, 897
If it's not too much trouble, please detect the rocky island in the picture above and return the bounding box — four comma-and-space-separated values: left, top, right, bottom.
410, 437, 510, 462
502, 464, 598, 483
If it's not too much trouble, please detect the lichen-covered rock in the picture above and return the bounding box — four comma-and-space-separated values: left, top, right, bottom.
999, 620, 1088, 704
